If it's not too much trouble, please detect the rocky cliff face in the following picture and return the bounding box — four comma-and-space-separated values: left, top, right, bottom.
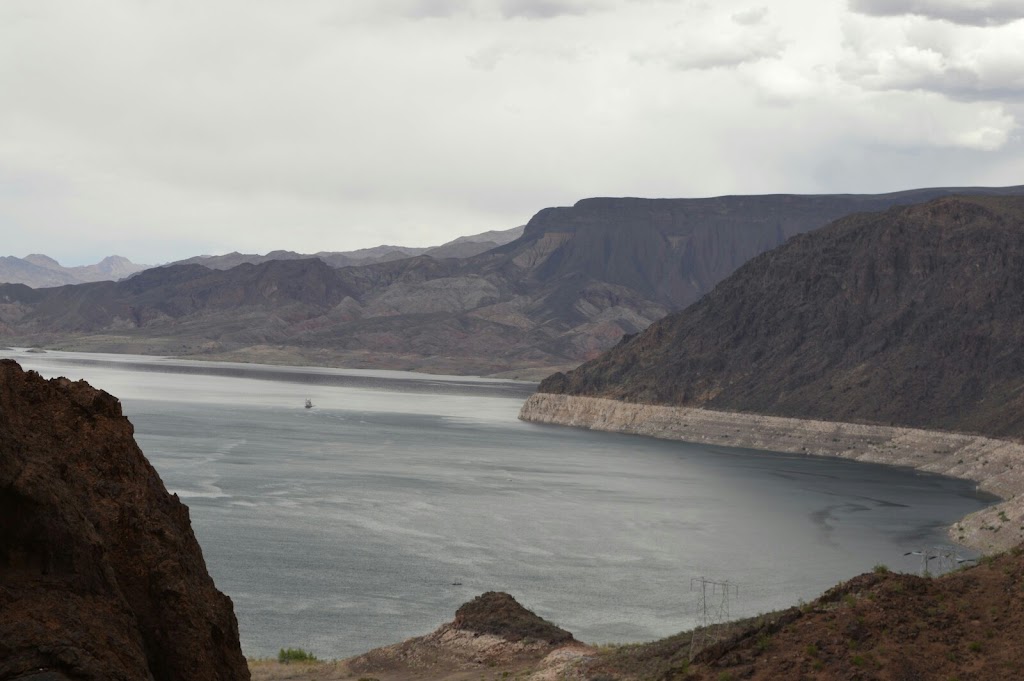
0, 359, 249, 681
538, 195, 1024, 438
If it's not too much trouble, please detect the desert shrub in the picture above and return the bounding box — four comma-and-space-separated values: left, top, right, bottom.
278, 647, 317, 663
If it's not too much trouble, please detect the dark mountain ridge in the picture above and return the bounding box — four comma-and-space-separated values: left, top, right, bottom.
539, 195, 1024, 437
3, 187, 1024, 375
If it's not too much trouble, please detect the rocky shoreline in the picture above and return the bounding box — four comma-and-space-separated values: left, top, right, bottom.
519, 393, 1024, 554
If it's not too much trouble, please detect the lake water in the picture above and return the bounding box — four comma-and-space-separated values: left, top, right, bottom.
4, 348, 995, 659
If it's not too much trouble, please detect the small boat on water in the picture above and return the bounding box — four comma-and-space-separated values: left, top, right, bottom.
305, 399, 313, 409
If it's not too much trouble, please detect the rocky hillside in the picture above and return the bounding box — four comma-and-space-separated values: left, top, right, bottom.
538, 195, 1024, 437
583, 548, 1024, 681
251, 552, 1024, 681
3, 187, 1024, 375
0, 254, 147, 287
0, 359, 249, 681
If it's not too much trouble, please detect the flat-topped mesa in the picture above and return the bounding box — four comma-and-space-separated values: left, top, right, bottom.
0, 359, 249, 681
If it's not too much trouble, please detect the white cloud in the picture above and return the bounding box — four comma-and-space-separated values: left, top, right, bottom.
633, 8, 786, 70
839, 14, 1024, 99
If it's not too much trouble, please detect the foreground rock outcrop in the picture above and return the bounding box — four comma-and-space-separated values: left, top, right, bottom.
0, 359, 249, 681
252, 592, 590, 681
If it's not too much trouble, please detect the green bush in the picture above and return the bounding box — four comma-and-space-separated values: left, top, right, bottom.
278, 647, 318, 663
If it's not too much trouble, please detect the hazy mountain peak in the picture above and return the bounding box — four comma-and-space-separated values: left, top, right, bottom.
0, 254, 148, 287
24, 254, 63, 269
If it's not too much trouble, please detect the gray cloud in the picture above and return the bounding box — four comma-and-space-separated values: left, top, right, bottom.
671, 41, 783, 69
637, 34, 785, 70
343, 0, 603, 21
732, 7, 768, 25
849, 0, 1024, 27
407, 0, 468, 19
498, 0, 600, 19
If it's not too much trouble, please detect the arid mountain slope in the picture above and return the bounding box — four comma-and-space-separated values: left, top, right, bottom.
539, 195, 1024, 437
0, 360, 249, 681
3, 188, 1024, 375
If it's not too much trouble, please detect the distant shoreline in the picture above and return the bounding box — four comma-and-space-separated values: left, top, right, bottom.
1, 347, 538, 400
520, 393, 1024, 554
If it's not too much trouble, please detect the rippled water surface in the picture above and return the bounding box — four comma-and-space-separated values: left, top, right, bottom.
6, 348, 995, 659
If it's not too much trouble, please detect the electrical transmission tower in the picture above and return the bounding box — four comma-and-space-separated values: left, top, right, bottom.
904, 545, 975, 576
688, 577, 739, 659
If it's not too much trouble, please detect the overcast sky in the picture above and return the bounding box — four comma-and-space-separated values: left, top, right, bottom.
1, 0, 1022, 265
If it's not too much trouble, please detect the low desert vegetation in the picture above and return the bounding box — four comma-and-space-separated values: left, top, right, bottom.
278, 647, 318, 663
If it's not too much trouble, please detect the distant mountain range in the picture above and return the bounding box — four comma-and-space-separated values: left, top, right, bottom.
2, 186, 1023, 376
538, 194, 1024, 437
0, 226, 526, 288
164, 225, 525, 271
0, 255, 149, 288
